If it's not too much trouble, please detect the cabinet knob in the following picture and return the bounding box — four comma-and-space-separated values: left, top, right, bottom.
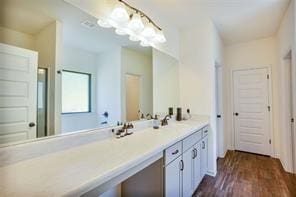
172, 150, 179, 155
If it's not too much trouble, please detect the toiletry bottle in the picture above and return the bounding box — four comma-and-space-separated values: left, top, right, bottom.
153, 115, 159, 129
169, 107, 174, 116
176, 108, 182, 121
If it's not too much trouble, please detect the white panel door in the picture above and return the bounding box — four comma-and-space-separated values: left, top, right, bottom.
182, 148, 194, 197
233, 68, 270, 155
0, 43, 38, 144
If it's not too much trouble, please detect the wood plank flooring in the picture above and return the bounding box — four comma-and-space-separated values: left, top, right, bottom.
193, 151, 296, 197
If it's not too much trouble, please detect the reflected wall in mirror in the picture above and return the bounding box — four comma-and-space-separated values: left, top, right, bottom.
0, 0, 178, 146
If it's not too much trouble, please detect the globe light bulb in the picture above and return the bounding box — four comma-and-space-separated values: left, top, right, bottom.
110, 2, 129, 24
142, 22, 156, 39
154, 30, 166, 43
128, 13, 144, 33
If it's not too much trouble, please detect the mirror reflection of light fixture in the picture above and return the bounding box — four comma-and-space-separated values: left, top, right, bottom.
97, 19, 112, 28
129, 34, 140, 42
140, 40, 150, 47
115, 28, 128, 35
97, 0, 166, 47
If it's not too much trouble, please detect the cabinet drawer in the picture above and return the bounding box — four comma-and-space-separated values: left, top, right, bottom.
182, 130, 202, 152
202, 126, 209, 137
165, 141, 182, 165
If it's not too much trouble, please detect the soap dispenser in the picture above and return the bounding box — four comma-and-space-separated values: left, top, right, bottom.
153, 115, 160, 129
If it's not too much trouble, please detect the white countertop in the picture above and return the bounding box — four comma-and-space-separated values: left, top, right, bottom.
0, 119, 209, 197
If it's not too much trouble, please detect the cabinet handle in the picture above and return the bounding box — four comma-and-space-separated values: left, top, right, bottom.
202, 141, 205, 149
172, 150, 179, 155
204, 130, 208, 133
179, 160, 184, 171
192, 149, 195, 159
192, 148, 197, 159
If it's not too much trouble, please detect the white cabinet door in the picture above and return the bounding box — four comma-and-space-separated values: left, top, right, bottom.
182, 148, 194, 197
193, 143, 201, 189
201, 137, 208, 178
165, 156, 182, 197
0, 43, 38, 144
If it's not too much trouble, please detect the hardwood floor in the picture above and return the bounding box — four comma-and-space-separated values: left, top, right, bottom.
193, 151, 296, 197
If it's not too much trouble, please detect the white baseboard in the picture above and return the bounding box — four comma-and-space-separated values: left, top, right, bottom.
206, 170, 217, 177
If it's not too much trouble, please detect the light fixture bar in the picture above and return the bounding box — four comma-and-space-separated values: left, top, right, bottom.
118, 0, 162, 31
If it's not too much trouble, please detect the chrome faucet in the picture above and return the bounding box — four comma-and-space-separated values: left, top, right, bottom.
161, 115, 171, 126
146, 113, 153, 120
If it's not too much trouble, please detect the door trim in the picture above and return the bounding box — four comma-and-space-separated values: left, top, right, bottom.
230, 65, 274, 157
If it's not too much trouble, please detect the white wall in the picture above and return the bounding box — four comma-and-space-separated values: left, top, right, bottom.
153, 49, 180, 115
179, 18, 224, 176
224, 37, 278, 157
0, 26, 35, 50
97, 48, 122, 126
121, 48, 153, 121
276, 0, 295, 172
153, 22, 180, 60
61, 46, 99, 133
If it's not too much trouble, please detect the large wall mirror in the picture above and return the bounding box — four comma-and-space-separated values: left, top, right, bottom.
0, 0, 180, 146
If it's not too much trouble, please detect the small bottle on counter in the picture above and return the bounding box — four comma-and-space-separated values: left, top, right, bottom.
153, 115, 160, 129
176, 108, 182, 121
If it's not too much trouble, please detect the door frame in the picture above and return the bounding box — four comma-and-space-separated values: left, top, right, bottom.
215, 63, 225, 158
37, 67, 49, 137
292, 49, 296, 173
283, 49, 296, 173
230, 65, 274, 157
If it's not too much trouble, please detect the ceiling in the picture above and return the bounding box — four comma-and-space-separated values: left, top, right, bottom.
126, 0, 291, 45
0, 0, 151, 54
0, 0, 291, 47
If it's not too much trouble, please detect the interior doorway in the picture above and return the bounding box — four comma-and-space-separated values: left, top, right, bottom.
37, 68, 48, 138
283, 51, 296, 173
215, 64, 224, 158
125, 74, 140, 122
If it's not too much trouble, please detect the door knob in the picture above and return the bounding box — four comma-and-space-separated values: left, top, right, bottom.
234, 113, 239, 116
29, 122, 36, 127
217, 115, 222, 118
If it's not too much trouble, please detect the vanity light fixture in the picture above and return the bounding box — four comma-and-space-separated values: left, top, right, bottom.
110, 1, 130, 24
97, 0, 166, 47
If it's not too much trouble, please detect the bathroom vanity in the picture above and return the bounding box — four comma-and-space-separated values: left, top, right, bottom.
0, 118, 210, 197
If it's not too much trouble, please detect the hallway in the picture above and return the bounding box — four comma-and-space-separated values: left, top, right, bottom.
194, 151, 296, 197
